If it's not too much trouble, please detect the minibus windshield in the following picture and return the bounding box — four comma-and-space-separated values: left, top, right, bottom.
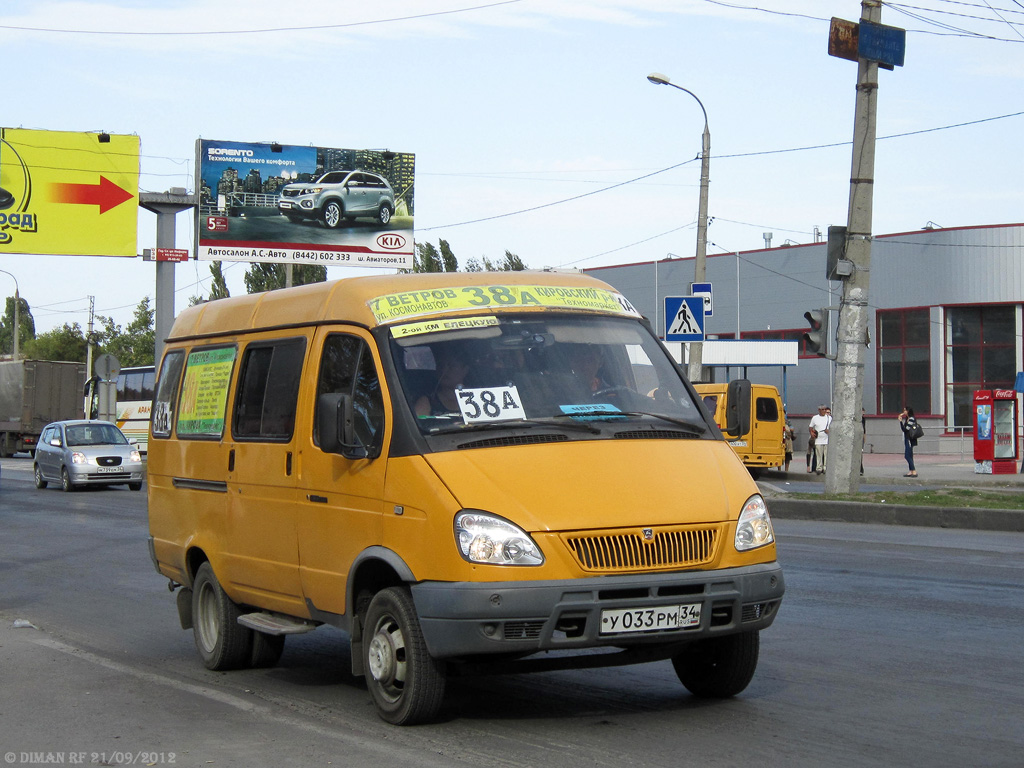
388, 313, 705, 436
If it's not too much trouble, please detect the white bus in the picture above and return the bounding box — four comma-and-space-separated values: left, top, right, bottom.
114, 365, 155, 454
85, 364, 155, 453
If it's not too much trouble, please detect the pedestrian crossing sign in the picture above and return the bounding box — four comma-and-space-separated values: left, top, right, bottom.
664, 296, 705, 342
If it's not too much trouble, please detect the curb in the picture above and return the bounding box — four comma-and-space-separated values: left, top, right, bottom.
768, 497, 1024, 533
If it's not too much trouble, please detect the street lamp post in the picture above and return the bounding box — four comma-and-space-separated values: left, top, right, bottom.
647, 73, 710, 382
0, 268, 20, 359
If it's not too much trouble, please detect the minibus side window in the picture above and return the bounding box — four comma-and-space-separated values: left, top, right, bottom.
233, 338, 306, 441
315, 334, 385, 451
755, 397, 779, 422
176, 346, 237, 439
152, 351, 185, 439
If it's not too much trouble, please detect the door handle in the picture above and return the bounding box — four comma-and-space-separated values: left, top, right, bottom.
286, 452, 293, 476
228, 448, 235, 472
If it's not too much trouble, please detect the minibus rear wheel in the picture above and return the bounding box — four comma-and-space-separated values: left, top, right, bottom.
364, 587, 446, 725
192, 562, 252, 671
672, 630, 759, 698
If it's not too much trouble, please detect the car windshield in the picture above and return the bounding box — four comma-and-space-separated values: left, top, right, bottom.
65, 424, 128, 447
388, 313, 705, 436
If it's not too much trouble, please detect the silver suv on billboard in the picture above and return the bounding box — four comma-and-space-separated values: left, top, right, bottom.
278, 170, 396, 228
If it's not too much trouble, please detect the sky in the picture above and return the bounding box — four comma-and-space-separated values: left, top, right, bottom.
2, 0, 1023, 336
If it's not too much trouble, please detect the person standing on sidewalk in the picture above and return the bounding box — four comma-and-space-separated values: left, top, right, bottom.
809, 404, 832, 475
899, 406, 919, 477
783, 419, 795, 472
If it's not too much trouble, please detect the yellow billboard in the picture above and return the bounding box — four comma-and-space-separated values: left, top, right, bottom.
0, 128, 139, 257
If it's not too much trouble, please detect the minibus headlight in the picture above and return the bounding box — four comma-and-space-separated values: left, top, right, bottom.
454, 511, 544, 566
734, 494, 775, 551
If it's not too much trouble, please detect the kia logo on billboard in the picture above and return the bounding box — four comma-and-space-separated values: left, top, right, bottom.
377, 234, 406, 250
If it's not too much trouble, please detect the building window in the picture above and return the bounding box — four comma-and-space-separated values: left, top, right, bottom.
877, 308, 930, 416
945, 305, 1016, 429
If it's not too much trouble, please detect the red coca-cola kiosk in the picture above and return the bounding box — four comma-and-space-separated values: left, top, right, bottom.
972, 389, 1019, 474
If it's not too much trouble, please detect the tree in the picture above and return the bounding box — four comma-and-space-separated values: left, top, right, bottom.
410, 240, 525, 274
209, 261, 231, 299
439, 239, 459, 272
410, 242, 444, 273
99, 297, 155, 366
500, 250, 526, 271
189, 261, 232, 307
464, 250, 527, 273
244, 263, 327, 293
0, 294, 35, 356
23, 323, 87, 362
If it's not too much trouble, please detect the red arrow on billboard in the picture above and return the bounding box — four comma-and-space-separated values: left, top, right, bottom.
50, 176, 134, 214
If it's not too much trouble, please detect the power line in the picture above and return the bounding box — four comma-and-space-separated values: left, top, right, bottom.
0, 1, 523, 36
418, 157, 701, 232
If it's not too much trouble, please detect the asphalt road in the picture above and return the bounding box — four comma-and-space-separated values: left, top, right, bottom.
2, 456, 1022, 767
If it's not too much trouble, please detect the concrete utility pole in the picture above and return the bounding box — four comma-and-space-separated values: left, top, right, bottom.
826, 0, 881, 495
647, 73, 711, 383
86, 295, 95, 382
140, 190, 197, 364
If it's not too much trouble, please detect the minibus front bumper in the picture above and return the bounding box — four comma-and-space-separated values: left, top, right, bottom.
410, 562, 784, 659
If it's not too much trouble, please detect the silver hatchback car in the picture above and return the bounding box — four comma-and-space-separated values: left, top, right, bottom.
34, 420, 145, 492
278, 170, 396, 228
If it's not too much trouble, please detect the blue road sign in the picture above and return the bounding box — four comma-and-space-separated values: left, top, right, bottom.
691, 281, 713, 316
664, 296, 705, 342
858, 20, 905, 68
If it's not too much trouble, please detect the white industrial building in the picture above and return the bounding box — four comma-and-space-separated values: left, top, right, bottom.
584, 223, 1024, 456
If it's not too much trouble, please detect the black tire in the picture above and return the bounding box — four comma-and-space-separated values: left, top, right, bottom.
250, 631, 286, 668
322, 200, 344, 229
364, 586, 446, 725
34, 464, 47, 489
61, 467, 75, 493
192, 562, 252, 671
672, 631, 759, 698
378, 202, 394, 225
128, 482, 143, 491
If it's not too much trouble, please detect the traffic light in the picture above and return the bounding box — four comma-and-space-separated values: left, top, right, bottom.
803, 308, 831, 358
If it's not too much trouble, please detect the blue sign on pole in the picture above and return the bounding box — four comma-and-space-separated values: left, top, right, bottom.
691, 281, 713, 317
858, 20, 905, 68
664, 296, 705, 342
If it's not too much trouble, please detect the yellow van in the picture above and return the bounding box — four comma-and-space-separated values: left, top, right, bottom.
147, 271, 784, 724
694, 381, 785, 477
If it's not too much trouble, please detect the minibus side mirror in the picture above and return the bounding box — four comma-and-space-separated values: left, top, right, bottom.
317, 393, 369, 460
724, 378, 752, 438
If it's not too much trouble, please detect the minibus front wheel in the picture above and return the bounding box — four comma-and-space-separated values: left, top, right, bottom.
364, 587, 446, 725
192, 562, 252, 671
672, 630, 760, 698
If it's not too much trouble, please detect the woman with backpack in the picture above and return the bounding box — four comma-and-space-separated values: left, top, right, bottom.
898, 406, 920, 477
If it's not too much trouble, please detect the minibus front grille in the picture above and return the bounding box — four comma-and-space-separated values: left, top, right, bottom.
563, 525, 720, 573
457, 434, 568, 450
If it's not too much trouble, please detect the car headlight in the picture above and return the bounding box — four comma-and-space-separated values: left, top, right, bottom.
129, 449, 142, 463
454, 511, 544, 566
734, 494, 775, 551
71, 452, 87, 464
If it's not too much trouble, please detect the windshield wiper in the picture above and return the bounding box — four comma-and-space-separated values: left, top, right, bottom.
575, 409, 708, 435
426, 417, 601, 436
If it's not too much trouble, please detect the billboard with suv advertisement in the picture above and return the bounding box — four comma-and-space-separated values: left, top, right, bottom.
196, 139, 414, 269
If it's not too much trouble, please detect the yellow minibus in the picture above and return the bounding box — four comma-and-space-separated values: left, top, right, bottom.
147, 271, 784, 724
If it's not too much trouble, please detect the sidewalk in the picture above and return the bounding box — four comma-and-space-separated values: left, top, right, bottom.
759, 452, 1024, 533
778, 451, 1024, 488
